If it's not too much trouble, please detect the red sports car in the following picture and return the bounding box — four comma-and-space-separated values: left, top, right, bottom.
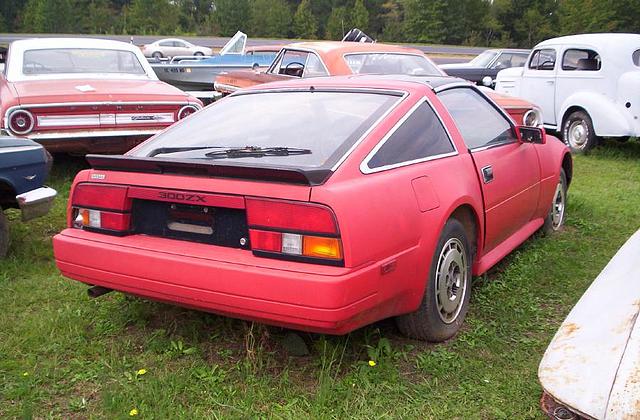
1, 38, 203, 153
53, 75, 572, 341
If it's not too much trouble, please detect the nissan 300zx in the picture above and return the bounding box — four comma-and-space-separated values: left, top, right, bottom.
53, 76, 572, 341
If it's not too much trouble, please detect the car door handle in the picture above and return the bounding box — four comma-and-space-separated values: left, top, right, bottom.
545, 80, 555, 85
482, 166, 494, 184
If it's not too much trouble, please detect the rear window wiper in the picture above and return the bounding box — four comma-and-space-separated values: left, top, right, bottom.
147, 146, 228, 157
147, 146, 312, 158
204, 146, 312, 159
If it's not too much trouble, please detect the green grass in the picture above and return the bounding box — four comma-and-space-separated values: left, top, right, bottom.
1, 140, 640, 419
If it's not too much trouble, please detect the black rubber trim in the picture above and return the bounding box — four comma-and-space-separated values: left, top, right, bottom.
253, 250, 344, 267
82, 227, 131, 237
86, 154, 333, 186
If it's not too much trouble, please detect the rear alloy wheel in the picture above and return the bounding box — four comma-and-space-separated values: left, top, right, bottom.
396, 219, 472, 341
0, 209, 9, 258
543, 169, 568, 235
152, 51, 163, 59
562, 111, 598, 153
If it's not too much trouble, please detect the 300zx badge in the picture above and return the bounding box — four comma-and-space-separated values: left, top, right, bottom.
158, 191, 206, 202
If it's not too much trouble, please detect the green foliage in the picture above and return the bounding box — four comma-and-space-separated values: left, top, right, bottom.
125, 0, 180, 35
351, 0, 369, 32
21, 0, 76, 33
293, 0, 318, 39
249, 0, 292, 38
213, 0, 250, 36
325, 6, 350, 40
3, 0, 640, 46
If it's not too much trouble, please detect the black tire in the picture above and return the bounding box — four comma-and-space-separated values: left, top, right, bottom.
396, 219, 472, 342
562, 110, 598, 153
0, 209, 9, 258
542, 169, 568, 235
194, 51, 204, 56
151, 51, 163, 59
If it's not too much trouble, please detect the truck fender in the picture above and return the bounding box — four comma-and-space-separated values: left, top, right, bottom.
559, 93, 632, 137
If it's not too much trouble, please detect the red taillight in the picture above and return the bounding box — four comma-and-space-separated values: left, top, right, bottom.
72, 183, 130, 210
71, 183, 131, 235
246, 198, 338, 235
177, 105, 199, 120
246, 198, 343, 265
8, 109, 35, 135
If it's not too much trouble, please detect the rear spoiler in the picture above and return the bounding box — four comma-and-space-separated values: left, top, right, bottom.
86, 154, 332, 186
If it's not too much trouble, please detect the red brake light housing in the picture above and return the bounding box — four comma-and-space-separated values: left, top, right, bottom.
8, 109, 35, 135
246, 198, 343, 266
177, 105, 199, 120
71, 183, 131, 235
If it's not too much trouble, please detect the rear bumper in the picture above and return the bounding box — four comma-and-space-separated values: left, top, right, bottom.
16, 186, 56, 221
53, 229, 382, 334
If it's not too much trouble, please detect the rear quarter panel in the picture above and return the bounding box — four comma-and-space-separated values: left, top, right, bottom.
534, 135, 571, 220
311, 90, 484, 315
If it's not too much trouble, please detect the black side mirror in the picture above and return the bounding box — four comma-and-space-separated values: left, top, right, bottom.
517, 126, 545, 144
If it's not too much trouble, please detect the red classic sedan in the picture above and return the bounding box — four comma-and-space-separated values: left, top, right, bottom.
1, 38, 202, 153
53, 75, 571, 341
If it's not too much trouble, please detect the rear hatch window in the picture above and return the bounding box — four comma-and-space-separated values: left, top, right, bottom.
130, 90, 400, 172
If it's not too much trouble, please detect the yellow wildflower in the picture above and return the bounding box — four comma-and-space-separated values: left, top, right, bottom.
368, 360, 376, 367
136, 369, 147, 376
129, 408, 139, 416
22, 372, 29, 377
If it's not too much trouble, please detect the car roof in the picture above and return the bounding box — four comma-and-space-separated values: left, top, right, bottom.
6, 37, 158, 82
285, 41, 425, 56
154, 38, 189, 44
536, 33, 640, 52
241, 74, 469, 95
10, 37, 143, 53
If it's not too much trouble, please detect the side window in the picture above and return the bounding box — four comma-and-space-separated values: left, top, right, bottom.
510, 54, 528, 67
528, 48, 556, 70
367, 101, 455, 169
437, 88, 516, 150
492, 53, 512, 69
562, 49, 601, 71
304, 53, 328, 78
633, 50, 640, 67
159, 41, 172, 47
274, 50, 309, 77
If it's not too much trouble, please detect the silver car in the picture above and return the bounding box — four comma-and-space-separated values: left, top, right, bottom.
142, 38, 212, 59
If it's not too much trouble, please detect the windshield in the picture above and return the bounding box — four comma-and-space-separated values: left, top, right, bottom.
344, 53, 442, 76
469, 50, 499, 67
22, 48, 146, 75
132, 91, 400, 169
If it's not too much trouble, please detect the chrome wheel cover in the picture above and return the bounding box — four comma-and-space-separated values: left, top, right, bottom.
567, 120, 588, 149
551, 178, 566, 230
435, 238, 468, 324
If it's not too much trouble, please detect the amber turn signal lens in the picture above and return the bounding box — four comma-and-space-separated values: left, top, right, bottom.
303, 236, 342, 260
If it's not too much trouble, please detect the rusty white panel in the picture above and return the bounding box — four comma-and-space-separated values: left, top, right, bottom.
606, 308, 640, 418
37, 114, 100, 127
539, 229, 640, 420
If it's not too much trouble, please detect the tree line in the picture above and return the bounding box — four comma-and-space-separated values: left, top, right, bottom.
1, 0, 639, 48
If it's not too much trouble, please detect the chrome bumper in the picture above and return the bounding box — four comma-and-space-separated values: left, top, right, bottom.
16, 186, 57, 221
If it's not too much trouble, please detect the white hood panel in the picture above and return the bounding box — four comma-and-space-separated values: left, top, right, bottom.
539, 229, 640, 420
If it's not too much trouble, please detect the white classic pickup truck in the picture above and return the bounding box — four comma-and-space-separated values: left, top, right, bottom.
495, 33, 640, 152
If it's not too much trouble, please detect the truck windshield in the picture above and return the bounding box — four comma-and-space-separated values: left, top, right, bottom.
131, 90, 400, 170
